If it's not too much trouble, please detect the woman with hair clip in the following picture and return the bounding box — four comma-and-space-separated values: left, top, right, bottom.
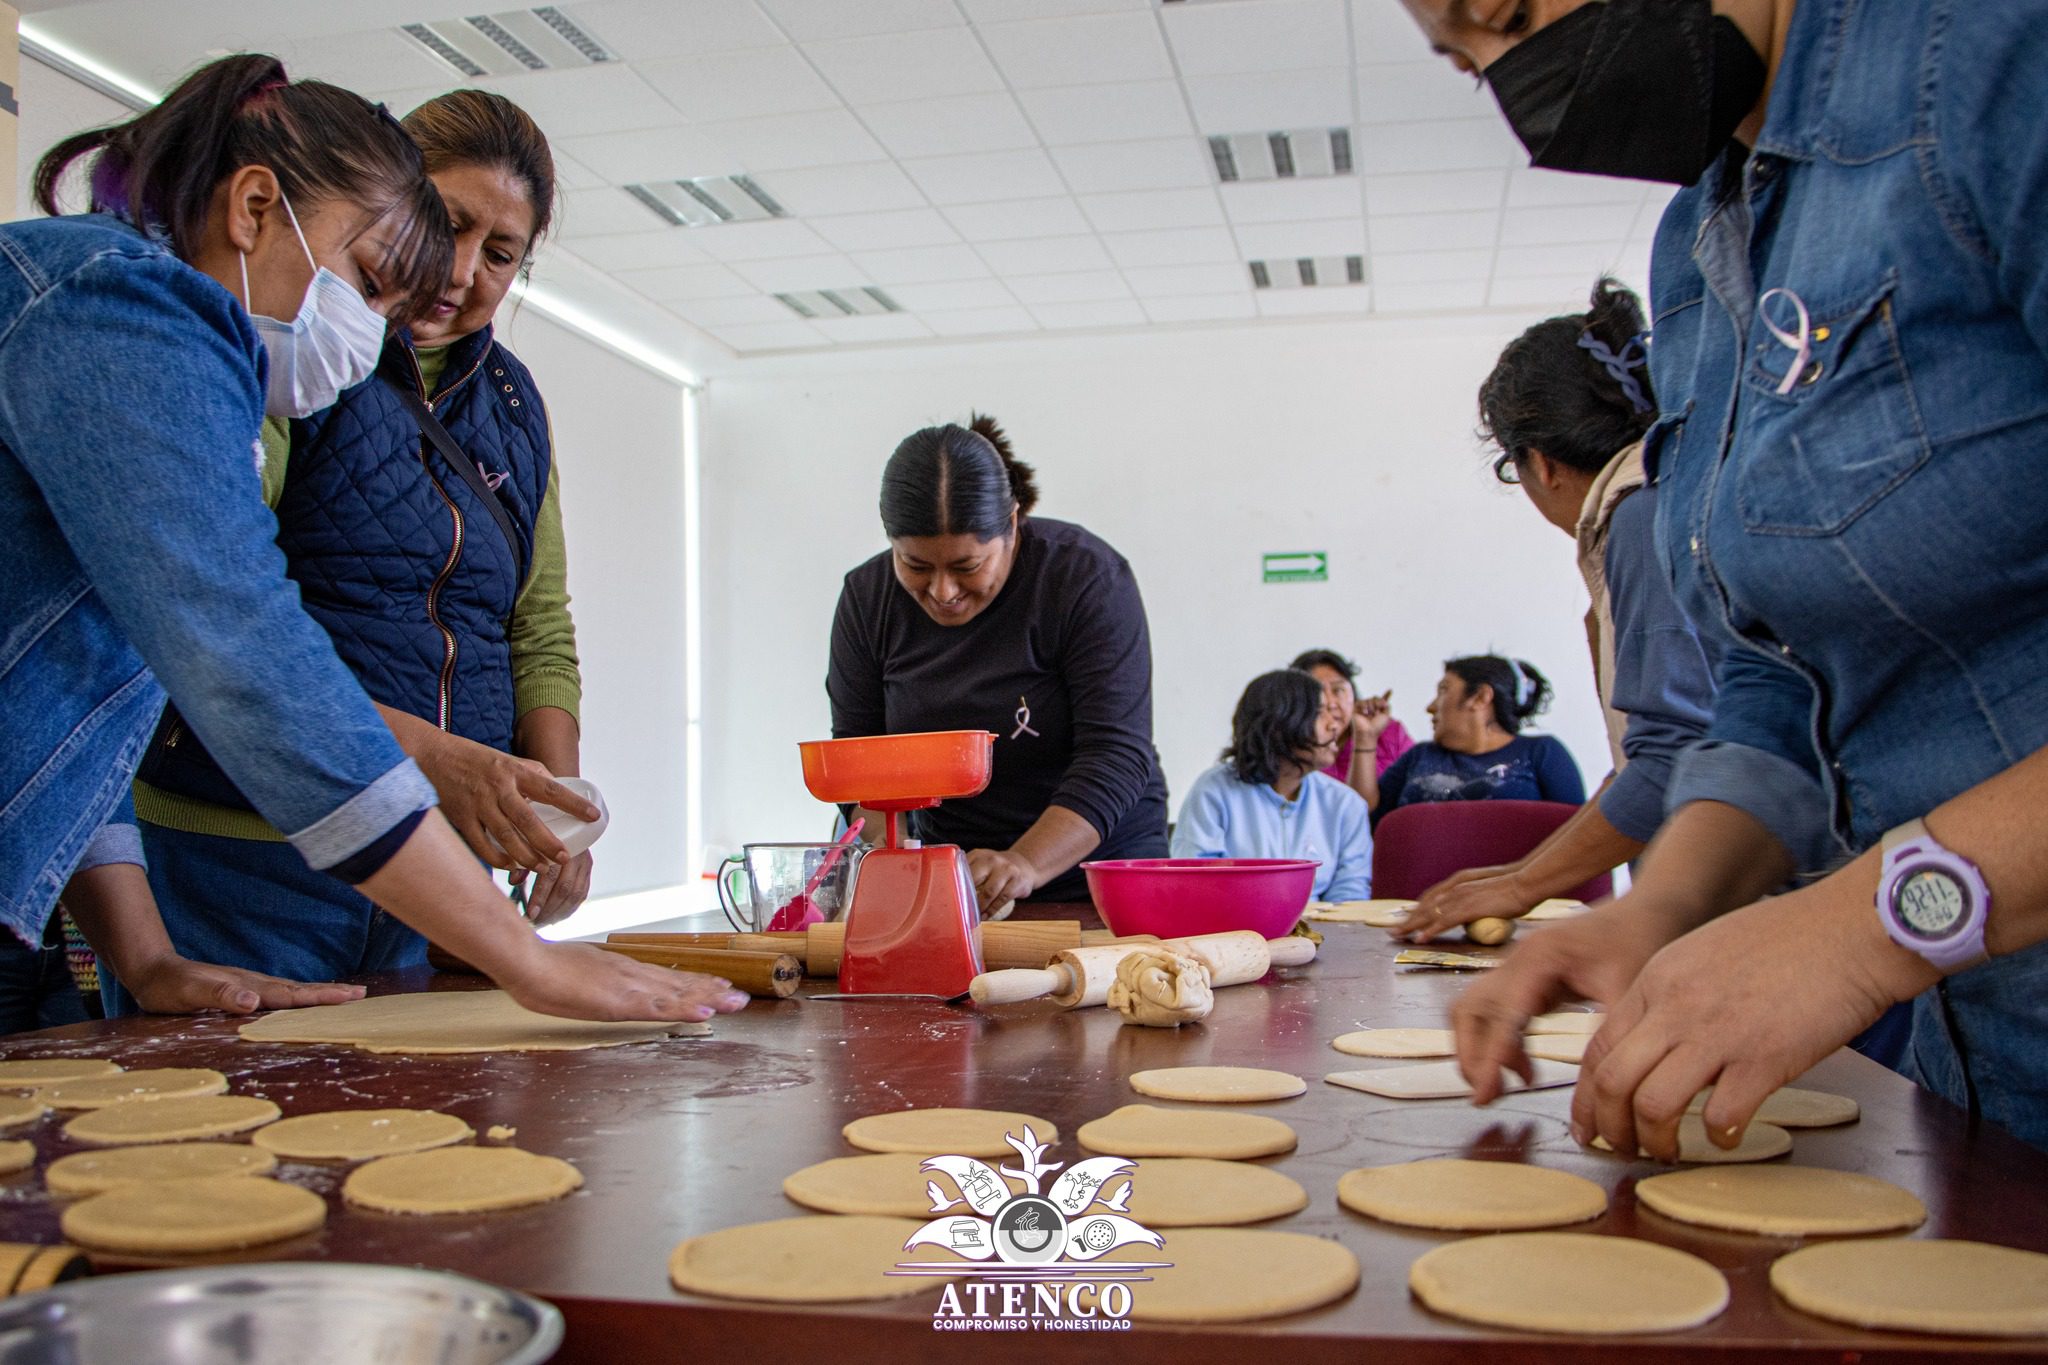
1372, 656, 1585, 819
0, 55, 743, 1027
828, 415, 1169, 917
1171, 670, 1373, 904
1397, 279, 1714, 942
129, 88, 604, 995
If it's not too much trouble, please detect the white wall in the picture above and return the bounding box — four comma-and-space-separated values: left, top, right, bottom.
698, 312, 1609, 851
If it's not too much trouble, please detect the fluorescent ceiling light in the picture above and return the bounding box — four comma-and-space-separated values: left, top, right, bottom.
510, 278, 702, 389
18, 22, 162, 108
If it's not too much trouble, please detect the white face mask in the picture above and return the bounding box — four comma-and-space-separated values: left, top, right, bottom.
239, 192, 388, 418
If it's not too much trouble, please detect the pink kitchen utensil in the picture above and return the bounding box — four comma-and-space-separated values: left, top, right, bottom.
764, 819, 865, 932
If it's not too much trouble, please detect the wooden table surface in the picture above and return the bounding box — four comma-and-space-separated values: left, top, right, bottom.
0, 911, 2042, 1363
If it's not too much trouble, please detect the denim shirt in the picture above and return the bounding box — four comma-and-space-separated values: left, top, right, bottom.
1645, 0, 2048, 1146
0, 214, 434, 945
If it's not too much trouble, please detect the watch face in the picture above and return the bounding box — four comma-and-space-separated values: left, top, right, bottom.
1895, 868, 1967, 939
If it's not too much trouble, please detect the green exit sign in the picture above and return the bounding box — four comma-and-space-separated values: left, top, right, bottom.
1263, 551, 1328, 583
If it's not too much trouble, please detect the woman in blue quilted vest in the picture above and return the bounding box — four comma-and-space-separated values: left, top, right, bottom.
129, 90, 606, 992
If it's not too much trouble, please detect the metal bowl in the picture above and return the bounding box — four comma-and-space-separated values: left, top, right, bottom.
0, 1262, 563, 1365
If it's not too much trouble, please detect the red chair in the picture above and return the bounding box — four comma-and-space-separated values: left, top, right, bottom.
1371, 800, 1615, 902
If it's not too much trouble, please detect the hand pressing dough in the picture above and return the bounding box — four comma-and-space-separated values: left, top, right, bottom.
1524, 1034, 1593, 1064
1106, 951, 1213, 1027
343, 1146, 580, 1214
1525, 899, 1588, 921
1078, 1104, 1295, 1159
1525, 1012, 1604, 1035
1304, 900, 1413, 927
1115, 1158, 1307, 1226
1129, 1066, 1306, 1103
252, 1108, 473, 1162
1637, 1166, 1925, 1236
0, 1059, 121, 1088
670, 1215, 954, 1302
842, 1108, 1056, 1157
46, 1142, 278, 1195
1590, 1115, 1791, 1164
1332, 1028, 1455, 1059
60, 1175, 325, 1254
1127, 1228, 1356, 1323
240, 989, 710, 1054
1413, 1232, 1728, 1335
1326, 1059, 1579, 1101
64, 1095, 280, 1146
1688, 1085, 1858, 1129
1771, 1239, 2048, 1338
0, 1141, 31, 1175
1339, 1159, 1608, 1231
35, 1068, 226, 1110
0, 1095, 45, 1129
784, 1153, 990, 1217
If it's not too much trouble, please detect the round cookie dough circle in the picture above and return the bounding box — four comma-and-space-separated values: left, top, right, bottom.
60, 1175, 325, 1253
1077, 1104, 1296, 1159
669, 1215, 950, 1303
1411, 1232, 1729, 1335
1130, 1067, 1306, 1103
238, 989, 710, 1055
64, 1095, 280, 1146
783, 1153, 967, 1217
1128, 1228, 1357, 1323
0, 1094, 46, 1130
1525, 1012, 1604, 1035
46, 1143, 278, 1195
1524, 1034, 1593, 1064
1689, 1086, 1859, 1129
1772, 1239, 2048, 1337
1332, 1028, 1455, 1059
1637, 1166, 1924, 1237
343, 1146, 581, 1214
0, 1059, 121, 1088
1593, 1116, 1792, 1164
252, 1108, 473, 1162
1339, 1159, 1608, 1231
841, 1108, 1057, 1157
1117, 1158, 1307, 1226
36, 1068, 228, 1110
0, 1141, 32, 1175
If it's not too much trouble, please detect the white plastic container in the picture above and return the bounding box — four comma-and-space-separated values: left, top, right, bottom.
533, 776, 609, 858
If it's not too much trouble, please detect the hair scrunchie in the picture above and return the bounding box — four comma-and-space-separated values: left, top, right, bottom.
1577, 329, 1653, 415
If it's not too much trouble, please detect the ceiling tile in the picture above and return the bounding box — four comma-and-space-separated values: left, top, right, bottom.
1369, 210, 1498, 254
924, 305, 1042, 336
1233, 218, 1367, 258
1102, 226, 1240, 268
558, 125, 737, 184
803, 29, 1002, 104
1162, 0, 1348, 77
1184, 68, 1353, 134
1353, 118, 1522, 175
977, 237, 1117, 276
1374, 279, 1487, 311
1121, 262, 1252, 297
1488, 275, 1592, 309
732, 254, 876, 292
849, 245, 993, 283
1051, 139, 1214, 194
903, 149, 1069, 204
672, 294, 803, 328
958, 0, 1149, 19
885, 279, 1020, 310
812, 313, 937, 342
708, 320, 828, 351
476, 66, 680, 140
1364, 169, 1506, 216
562, 231, 712, 272
1493, 242, 1626, 278
810, 209, 963, 252
558, 0, 790, 58
758, 0, 964, 41
944, 197, 1095, 242
1007, 270, 1132, 304
1501, 203, 1639, 247
283, 28, 450, 94
636, 47, 840, 122
766, 163, 930, 216
689, 220, 838, 262
979, 13, 1175, 89
1079, 188, 1225, 233
698, 109, 889, 170
1368, 249, 1493, 286
1356, 61, 1499, 124
1142, 293, 1258, 322
1255, 287, 1373, 316
859, 93, 1040, 159
550, 151, 608, 193
1220, 178, 1363, 225
1028, 299, 1149, 328
556, 187, 664, 240
1350, 0, 1439, 64
1017, 81, 1195, 147
614, 263, 758, 302
1505, 166, 1643, 208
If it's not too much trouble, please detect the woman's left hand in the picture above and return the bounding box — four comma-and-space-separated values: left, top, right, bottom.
967, 848, 1040, 919
124, 954, 366, 1015
511, 851, 594, 928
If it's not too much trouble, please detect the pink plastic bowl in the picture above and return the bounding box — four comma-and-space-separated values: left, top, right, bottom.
1081, 858, 1320, 939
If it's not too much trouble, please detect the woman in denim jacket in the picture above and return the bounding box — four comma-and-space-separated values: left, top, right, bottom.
0, 55, 742, 1028
1402, 0, 2048, 1154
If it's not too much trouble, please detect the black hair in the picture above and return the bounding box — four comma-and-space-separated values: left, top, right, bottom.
1443, 655, 1552, 735
1289, 648, 1358, 685
403, 89, 556, 258
880, 412, 1041, 540
1222, 669, 1328, 787
34, 53, 453, 328
1478, 276, 1656, 484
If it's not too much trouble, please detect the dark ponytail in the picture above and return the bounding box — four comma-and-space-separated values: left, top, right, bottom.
1477, 275, 1655, 483
402, 89, 556, 257
1445, 654, 1552, 735
34, 54, 452, 327
880, 411, 1039, 540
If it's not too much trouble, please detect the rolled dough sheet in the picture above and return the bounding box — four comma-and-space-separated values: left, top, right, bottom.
1525, 899, 1589, 920
0, 1141, 31, 1175
842, 1108, 1056, 1157
1638, 1166, 1925, 1236
784, 1153, 982, 1217
343, 1146, 581, 1214
1129, 1228, 1357, 1323
1339, 1159, 1607, 1231
1591, 1115, 1792, 1164
1304, 900, 1414, 927
1117, 1158, 1308, 1227
252, 1108, 473, 1162
1078, 1104, 1296, 1159
46, 1142, 278, 1196
239, 990, 710, 1054
1326, 1059, 1579, 1101
669, 1215, 953, 1303
0, 1095, 46, 1130
35, 1068, 226, 1110
1770, 1239, 2048, 1338
1688, 1085, 1859, 1129
1332, 1028, 1455, 1059
1129, 1066, 1307, 1103
60, 1175, 325, 1254
0, 1059, 121, 1088
1411, 1231, 1729, 1335
1525, 1011, 1604, 1035
64, 1095, 280, 1146
1524, 1034, 1593, 1064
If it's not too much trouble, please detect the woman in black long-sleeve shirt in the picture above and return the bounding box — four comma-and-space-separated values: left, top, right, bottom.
827, 415, 1169, 914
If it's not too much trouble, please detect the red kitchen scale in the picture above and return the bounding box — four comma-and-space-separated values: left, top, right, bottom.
796, 730, 994, 997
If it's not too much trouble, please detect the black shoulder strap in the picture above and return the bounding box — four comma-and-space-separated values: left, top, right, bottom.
391, 380, 525, 568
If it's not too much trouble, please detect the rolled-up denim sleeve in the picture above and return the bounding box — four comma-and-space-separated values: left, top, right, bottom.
0, 255, 433, 881
75, 791, 143, 873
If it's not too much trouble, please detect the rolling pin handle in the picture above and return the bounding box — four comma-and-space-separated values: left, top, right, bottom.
1265, 936, 1319, 967
969, 967, 1065, 1006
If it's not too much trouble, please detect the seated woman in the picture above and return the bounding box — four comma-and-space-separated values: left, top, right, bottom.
1289, 648, 1414, 800
1171, 670, 1372, 903
1373, 656, 1584, 817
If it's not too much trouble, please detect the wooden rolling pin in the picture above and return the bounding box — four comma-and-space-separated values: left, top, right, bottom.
716, 920, 1085, 975
969, 931, 1316, 1007
595, 943, 802, 999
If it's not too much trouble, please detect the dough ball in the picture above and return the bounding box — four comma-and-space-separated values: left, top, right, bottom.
1465, 917, 1516, 945
1107, 952, 1213, 1028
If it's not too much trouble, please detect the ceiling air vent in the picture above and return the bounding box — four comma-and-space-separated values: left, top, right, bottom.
1248, 256, 1366, 290
1209, 129, 1353, 183
776, 289, 902, 319
400, 8, 613, 79
624, 176, 787, 228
